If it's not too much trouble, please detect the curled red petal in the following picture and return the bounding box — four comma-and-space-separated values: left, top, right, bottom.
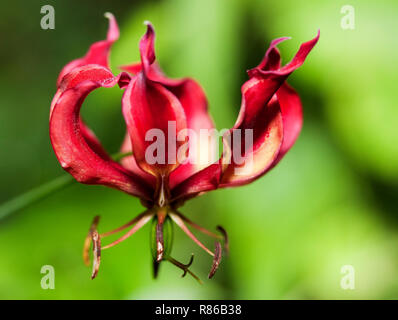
220, 31, 319, 186
220, 82, 284, 187
122, 73, 187, 177
248, 30, 320, 78
139, 22, 156, 73
121, 67, 216, 187
50, 72, 153, 200
120, 66, 216, 187
121, 23, 215, 188
56, 13, 119, 86
170, 32, 318, 199
51, 65, 130, 164
255, 37, 289, 71
251, 37, 305, 166
272, 83, 303, 166
171, 162, 221, 203
50, 66, 119, 163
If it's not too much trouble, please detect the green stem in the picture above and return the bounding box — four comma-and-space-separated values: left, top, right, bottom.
0, 175, 74, 220
0, 151, 133, 221
111, 151, 133, 162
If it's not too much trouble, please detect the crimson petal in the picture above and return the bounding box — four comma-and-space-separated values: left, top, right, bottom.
220, 85, 284, 186
56, 13, 119, 86
171, 163, 221, 203
51, 65, 129, 163
220, 31, 319, 186
272, 83, 303, 165
50, 68, 153, 200
171, 31, 319, 199
121, 23, 215, 187
122, 73, 187, 177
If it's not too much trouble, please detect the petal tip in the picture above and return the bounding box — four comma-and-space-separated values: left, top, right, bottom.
104, 12, 114, 19
139, 21, 156, 67
104, 12, 119, 41
315, 29, 321, 40
143, 20, 155, 33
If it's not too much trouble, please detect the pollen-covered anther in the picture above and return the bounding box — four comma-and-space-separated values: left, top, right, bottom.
208, 242, 222, 279
216, 225, 229, 255
83, 215, 100, 266
83, 210, 153, 279
156, 220, 165, 262
91, 230, 101, 279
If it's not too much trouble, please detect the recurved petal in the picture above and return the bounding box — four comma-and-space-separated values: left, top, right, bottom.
139, 22, 156, 72
220, 79, 284, 187
248, 34, 315, 168
171, 162, 222, 203
122, 73, 187, 177
169, 32, 319, 200
255, 37, 290, 71
219, 31, 319, 186
121, 23, 215, 187
51, 65, 130, 165
50, 74, 153, 200
56, 13, 119, 86
121, 68, 215, 187
248, 30, 320, 78
272, 83, 303, 166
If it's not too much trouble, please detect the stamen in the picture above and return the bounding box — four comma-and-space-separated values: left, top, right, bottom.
156, 217, 164, 262
169, 212, 214, 257
174, 211, 229, 255
100, 211, 150, 237
174, 211, 222, 240
83, 215, 100, 266
91, 230, 101, 279
208, 242, 222, 279
216, 225, 229, 255
101, 211, 153, 250
167, 255, 202, 284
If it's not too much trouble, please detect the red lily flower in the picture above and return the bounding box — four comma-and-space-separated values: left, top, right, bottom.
49, 13, 319, 282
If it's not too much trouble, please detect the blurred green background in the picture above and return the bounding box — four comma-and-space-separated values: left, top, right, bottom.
0, 0, 397, 299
